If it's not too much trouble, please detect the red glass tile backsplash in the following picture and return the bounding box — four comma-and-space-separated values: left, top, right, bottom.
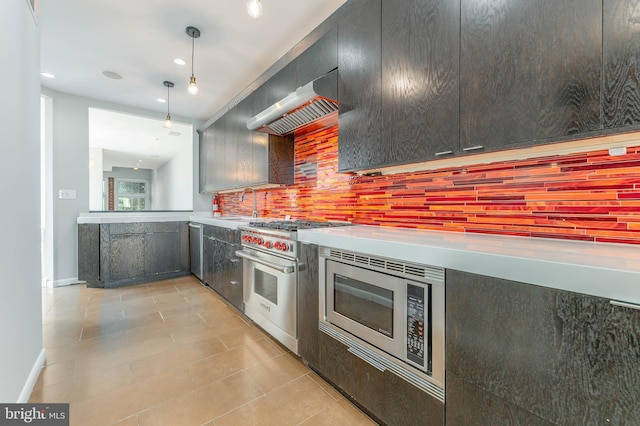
219, 125, 640, 244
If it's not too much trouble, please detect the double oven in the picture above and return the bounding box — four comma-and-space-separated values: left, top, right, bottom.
236, 220, 350, 355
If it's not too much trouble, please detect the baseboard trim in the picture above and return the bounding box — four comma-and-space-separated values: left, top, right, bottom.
49, 277, 82, 288
18, 348, 46, 403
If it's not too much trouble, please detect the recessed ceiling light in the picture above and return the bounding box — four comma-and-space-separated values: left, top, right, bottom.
41, 72, 55, 79
102, 70, 122, 80
157, 98, 166, 103
174, 58, 186, 66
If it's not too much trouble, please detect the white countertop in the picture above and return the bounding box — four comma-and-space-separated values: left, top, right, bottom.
297, 225, 640, 305
77, 212, 195, 224
78, 213, 640, 304
77, 212, 257, 229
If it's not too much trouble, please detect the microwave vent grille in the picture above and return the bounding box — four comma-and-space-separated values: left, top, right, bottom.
321, 247, 444, 284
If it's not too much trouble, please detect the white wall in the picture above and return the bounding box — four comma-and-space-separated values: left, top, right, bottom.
154, 139, 193, 210
39, 88, 203, 284
0, 0, 45, 402
89, 147, 103, 210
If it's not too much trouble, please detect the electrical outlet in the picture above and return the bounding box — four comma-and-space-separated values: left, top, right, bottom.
58, 189, 77, 199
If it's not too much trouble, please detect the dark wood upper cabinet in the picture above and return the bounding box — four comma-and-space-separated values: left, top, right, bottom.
296, 27, 338, 86
235, 98, 253, 188
603, 0, 640, 129
460, 0, 602, 152
381, 0, 460, 164
267, 61, 297, 105
337, 0, 383, 172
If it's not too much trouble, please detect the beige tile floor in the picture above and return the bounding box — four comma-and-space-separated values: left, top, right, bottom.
31, 275, 376, 426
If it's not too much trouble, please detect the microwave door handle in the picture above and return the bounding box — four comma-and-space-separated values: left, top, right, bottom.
235, 250, 295, 274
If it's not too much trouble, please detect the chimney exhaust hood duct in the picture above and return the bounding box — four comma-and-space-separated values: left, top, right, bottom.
247, 69, 338, 135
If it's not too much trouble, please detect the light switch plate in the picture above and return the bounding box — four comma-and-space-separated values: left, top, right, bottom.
58, 189, 77, 199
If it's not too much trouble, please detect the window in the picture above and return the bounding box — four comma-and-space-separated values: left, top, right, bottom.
113, 178, 149, 211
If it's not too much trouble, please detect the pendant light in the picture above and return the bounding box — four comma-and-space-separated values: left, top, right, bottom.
186, 26, 201, 95
246, 0, 263, 18
163, 81, 174, 128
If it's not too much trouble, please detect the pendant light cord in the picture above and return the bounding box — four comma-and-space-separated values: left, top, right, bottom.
191, 36, 195, 78
167, 85, 170, 116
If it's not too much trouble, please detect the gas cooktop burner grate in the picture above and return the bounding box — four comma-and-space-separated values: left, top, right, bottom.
247, 220, 350, 231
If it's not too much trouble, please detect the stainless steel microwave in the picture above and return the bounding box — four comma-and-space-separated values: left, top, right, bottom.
319, 247, 445, 396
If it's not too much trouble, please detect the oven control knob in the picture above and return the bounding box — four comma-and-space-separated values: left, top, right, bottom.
264, 241, 272, 249
254, 237, 264, 245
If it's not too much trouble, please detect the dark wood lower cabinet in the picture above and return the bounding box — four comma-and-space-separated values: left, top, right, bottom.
446, 269, 640, 425
297, 243, 320, 367
203, 225, 243, 311
78, 224, 101, 287
317, 332, 444, 426
78, 222, 190, 288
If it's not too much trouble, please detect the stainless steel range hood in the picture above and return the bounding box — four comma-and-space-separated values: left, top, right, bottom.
247, 69, 338, 135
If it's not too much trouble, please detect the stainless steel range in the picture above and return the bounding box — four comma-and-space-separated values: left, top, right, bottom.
236, 220, 349, 354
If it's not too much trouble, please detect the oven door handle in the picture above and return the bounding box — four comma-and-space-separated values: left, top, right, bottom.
235, 250, 295, 274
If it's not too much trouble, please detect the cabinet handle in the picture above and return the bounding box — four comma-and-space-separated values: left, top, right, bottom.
462, 145, 484, 152
230, 280, 239, 286
610, 300, 640, 311
434, 150, 453, 157
229, 258, 240, 263
347, 347, 386, 372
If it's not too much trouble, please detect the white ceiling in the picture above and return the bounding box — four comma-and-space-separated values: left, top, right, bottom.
37, 0, 348, 122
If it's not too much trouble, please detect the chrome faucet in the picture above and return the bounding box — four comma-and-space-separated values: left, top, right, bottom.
239, 188, 258, 218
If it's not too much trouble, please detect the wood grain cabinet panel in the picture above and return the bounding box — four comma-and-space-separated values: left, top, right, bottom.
338, 0, 459, 172
337, 0, 383, 172
296, 27, 338, 86
381, 0, 460, 163
297, 243, 320, 367
144, 232, 180, 276
202, 225, 242, 310
78, 224, 101, 287
460, 0, 602, 152
268, 62, 297, 105
317, 332, 444, 425
603, 0, 640, 129
446, 269, 640, 425
109, 234, 145, 281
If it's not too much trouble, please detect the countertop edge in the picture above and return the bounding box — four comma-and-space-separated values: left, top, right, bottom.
297, 226, 640, 305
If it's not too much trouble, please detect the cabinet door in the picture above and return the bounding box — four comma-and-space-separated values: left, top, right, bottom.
251, 132, 269, 185
198, 129, 208, 193
109, 234, 145, 281
296, 27, 338, 86
337, 0, 383, 172
297, 243, 320, 367
603, 0, 640, 129
235, 98, 254, 188
202, 227, 215, 286
318, 332, 445, 425
208, 120, 226, 192
460, 0, 602, 152
268, 62, 297, 105
381, 0, 459, 164
224, 230, 243, 310
144, 231, 180, 276
446, 269, 640, 425
223, 110, 238, 190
